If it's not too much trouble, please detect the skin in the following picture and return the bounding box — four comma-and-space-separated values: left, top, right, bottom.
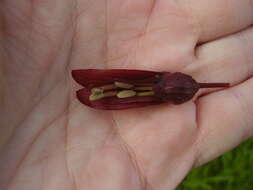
0, 0, 253, 189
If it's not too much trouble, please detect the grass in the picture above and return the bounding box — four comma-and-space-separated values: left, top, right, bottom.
177, 138, 253, 190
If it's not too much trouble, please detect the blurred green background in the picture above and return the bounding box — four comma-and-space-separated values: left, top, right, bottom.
177, 138, 253, 190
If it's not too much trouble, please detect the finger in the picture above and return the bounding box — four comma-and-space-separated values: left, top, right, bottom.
183, 0, 253, 42
194, 77, 253, 166
183, 26, 253, 95
107, 0, 197, 71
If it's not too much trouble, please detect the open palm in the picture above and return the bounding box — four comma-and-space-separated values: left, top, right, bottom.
1, 0, 253, 189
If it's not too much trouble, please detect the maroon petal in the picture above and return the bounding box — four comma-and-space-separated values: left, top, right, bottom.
76, 88, 163, 110
72, 69, 163, 87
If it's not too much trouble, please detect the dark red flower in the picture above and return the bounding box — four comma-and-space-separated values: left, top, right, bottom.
72, 69, 229, 110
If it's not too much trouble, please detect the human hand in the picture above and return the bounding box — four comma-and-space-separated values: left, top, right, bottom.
0, 0, 253, 190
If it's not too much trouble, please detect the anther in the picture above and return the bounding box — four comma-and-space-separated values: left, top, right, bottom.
117, 90, 136, 98
134, 86, 153, 91
89, 91, 118, 101
114, 81, 134, 89
137, 91, 155, 96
